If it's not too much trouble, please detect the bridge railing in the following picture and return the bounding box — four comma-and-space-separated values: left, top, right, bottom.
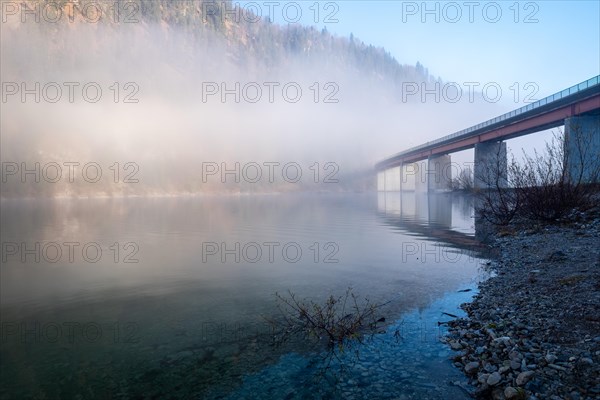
385, 75, 600, 160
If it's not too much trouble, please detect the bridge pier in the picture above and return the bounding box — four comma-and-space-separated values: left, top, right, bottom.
377, 167, 403, 191
389, 166, 402, 191
427, 154, 452, 192
565, 115, 600, 183
474, 141, 507, 190
402, 163, 419, 191
377, 171, 385, 191
414, 162, 428, 192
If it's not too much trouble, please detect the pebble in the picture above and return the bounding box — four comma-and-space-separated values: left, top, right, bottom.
545, 353, 557, 364
450, 341, 463, 350
487, 371, 501, 386
516, 370, 535, 386
499, 366, 510, 374
548, 364, 567, 372
478, 373, 489, 384
504, 386, 519, 399
464, 361, 479, 374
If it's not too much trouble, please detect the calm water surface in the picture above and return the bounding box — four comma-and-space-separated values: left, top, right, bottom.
1, 192, 488, 399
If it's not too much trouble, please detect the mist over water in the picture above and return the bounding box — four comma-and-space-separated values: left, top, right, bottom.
1, 9, 501, 197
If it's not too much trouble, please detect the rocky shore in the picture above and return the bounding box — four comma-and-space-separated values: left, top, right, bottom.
444, 205, 600, 400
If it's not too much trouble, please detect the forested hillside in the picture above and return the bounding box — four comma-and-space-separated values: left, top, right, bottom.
3, 0, 434, 90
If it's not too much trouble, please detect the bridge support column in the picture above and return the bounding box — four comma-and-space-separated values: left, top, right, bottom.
398, 164, 404, 192
377, 171, 385, 191
383, 167, 401, 191
414, 162, 428, 192
474, 141, 507, 189
402, 163, 418, 191
427, 154, 452, 192
565, 116, 600, 183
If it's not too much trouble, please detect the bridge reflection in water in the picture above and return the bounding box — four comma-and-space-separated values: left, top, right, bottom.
376, 191, 491, 257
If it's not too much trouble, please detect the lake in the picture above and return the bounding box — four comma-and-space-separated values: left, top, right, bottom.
0, 192, 489, 399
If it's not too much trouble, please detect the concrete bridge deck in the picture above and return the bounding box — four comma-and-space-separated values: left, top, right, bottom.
376, 75, 600, 191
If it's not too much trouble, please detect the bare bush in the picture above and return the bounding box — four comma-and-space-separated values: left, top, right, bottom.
512, 130, 597, 221
476, 122, 599, 225
263, 288, 389, 381
269, 288, 387, 350
475, 143, 520, 225
451, 167, 474, 191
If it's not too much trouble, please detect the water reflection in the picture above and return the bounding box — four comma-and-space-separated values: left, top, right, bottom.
376, 191, 476, 231
1, 194, 487, 399
377, 191, 487, 255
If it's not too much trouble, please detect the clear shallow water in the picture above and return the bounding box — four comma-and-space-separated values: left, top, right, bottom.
0, 192, 488, 399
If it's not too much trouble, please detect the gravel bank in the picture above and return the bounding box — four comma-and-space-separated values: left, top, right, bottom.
444, 206, 600, 400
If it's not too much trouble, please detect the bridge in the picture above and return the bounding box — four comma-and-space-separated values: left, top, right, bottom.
375, 75, 600, 191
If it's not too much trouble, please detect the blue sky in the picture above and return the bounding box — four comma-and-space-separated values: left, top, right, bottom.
235, 1, 598, 161
238, 1, 600, 105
